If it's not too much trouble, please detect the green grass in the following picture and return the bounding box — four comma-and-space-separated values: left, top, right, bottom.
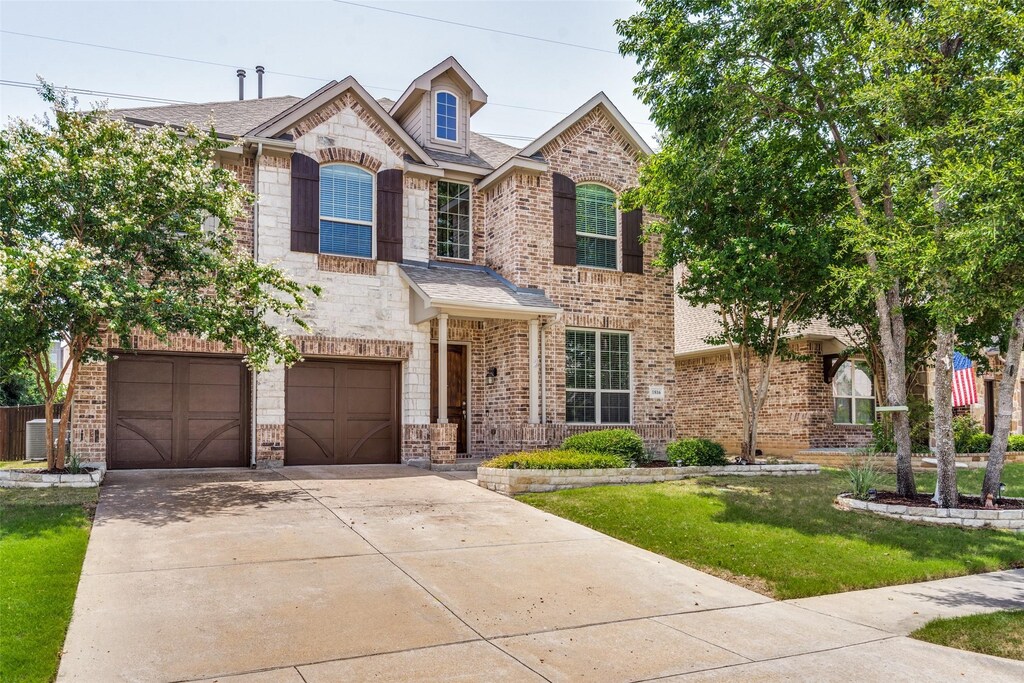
911, 611, 1024, 661
0, 460, 46, 470
914, 463, 1024, 498
520, 466, 1024, 600
0, 487, 96, 682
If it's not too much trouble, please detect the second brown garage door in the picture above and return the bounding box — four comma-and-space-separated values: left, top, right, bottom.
285, 360, 400, 465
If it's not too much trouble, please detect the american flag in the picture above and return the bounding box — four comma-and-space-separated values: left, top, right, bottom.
951, 351, 979, 407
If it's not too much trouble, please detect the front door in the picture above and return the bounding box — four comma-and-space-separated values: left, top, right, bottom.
431, 344, 468, 454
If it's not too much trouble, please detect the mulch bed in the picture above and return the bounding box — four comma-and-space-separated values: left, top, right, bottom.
8, 467, 98, 475
872, 491, 1024, 510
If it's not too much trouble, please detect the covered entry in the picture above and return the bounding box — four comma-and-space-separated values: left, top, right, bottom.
107, 354, 249, 469
285, 360, 400, 465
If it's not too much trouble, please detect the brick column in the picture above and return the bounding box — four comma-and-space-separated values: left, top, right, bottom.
429, 423, 458, 466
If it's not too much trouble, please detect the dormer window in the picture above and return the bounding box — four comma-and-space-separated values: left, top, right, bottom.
435, 91, 458, 142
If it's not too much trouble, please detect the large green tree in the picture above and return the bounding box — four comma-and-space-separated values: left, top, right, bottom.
0, 86, 318, 469
619, 1, 1024, 501
626, 127, 839, 458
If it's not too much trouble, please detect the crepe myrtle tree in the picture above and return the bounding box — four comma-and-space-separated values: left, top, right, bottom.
624, 127, 838, 460
619, 0, 1024, 500
0, 84, 319, 470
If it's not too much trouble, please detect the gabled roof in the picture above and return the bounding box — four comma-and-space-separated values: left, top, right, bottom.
246, 77, 437, 165
400, 261, 559, 321
519, 92, 654, 158
389, 56, 488, 120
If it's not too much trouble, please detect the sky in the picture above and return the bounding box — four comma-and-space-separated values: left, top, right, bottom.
0, 0, 657, 148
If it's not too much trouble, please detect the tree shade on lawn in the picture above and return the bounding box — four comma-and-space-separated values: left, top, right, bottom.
520, 467, 1024, 600
0, 488, 95, 682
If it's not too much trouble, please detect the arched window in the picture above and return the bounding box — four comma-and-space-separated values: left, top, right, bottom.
576, 183, 617, 269
435, 91, 458, 142
319, 164, 373, 258
833, 360, 875, 424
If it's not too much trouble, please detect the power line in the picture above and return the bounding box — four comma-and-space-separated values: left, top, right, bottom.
1, 29, 655, 128
331, 1, 619, 55
0, 79, 193, 105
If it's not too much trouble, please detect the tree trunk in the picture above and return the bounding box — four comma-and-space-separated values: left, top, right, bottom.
932, 326, 959, 508
875, 283, 916, 495
54, 351, 81, 471
983, 306, 1024, 500
43, 397, 56, 470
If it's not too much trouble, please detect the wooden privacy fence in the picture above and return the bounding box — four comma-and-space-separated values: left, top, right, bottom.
0, 404, 64, 460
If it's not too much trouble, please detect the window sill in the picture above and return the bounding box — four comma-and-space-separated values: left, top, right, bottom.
317, 253, 378, 275
832, 422, 873, 428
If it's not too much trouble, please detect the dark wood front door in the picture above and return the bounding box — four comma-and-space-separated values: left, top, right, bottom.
285, 360, 400, 465
108, 354, 248, 469
431, 344, 468, 454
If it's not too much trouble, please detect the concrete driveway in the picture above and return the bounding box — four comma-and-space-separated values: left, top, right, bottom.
58, 466, 1024, 682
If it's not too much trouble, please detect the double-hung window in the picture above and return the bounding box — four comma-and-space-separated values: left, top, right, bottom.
576, 183, 617, 269
319, 164, 373, 258
435, 91, 458, 142
566, 329, 631, 424
833, 360, 875, 425
437, 181, 471, 260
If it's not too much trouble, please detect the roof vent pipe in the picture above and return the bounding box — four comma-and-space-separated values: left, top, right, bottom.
255, 65, 264, 99
237, 69, 246, 100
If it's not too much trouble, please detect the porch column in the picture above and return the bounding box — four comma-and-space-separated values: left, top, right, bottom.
528, 318, 540, 424
437, 313, 449, 424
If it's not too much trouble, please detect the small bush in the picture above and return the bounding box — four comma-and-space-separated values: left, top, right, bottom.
963, 432, 993, 453
1008, 434, 1024, 452
953, 415, 984, 453
561, 428, 645, 463
482, 449, 627, 470
666, 438, 727, 466
846, 456, 886, 500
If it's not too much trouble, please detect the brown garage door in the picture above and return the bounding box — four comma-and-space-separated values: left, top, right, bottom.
285, 360, 400, 465
108, 354, 249, 469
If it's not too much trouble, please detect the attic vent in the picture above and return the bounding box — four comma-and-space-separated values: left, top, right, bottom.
317, 135, 336, 148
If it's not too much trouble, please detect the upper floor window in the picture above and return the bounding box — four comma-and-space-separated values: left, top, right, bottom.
320, 164, 373, 258
435, 91, 458, 142
833, 360, 874, 425
576, 184, 617, 269
437, 181, 471, 260
566, 329, 631, 424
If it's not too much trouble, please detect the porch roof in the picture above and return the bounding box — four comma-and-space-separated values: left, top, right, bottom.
399, 261, 560, 322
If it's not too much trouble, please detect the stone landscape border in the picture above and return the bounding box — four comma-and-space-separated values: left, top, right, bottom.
835, 493, 1024, 531
477, 463, 820, 496
0, 468, 104, 489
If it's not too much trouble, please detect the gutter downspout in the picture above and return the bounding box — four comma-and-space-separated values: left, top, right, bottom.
540, 319, 549, 424
250, 142, 263, 468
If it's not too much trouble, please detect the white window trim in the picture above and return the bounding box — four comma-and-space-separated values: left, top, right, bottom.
833, 359, 874, 426
575, 182, 619, 271
434, 90, 459, 144
436, 180, 472, 261
318, 162, 376, 260
565, 328, 632, 425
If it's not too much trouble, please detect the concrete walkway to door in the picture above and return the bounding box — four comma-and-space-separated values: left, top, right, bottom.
58, 466, 1024, 682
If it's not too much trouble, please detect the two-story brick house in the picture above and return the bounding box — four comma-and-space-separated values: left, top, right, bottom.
70, 57, 675, 470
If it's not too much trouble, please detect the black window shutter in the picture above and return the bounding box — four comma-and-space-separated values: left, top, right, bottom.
552, 172, 577, 265
376, 169, 404, 262
290, 152, 320, 253
621, 208, 644, 274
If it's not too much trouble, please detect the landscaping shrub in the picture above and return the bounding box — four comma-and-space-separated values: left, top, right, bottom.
953, 415, 985, 453
1008, 435, 1024, 452
561, 428, 645, 463
964, 432, 993, 453
871, 396, 932, 453
845, 456, 887, 500
482, 449, 627, 470
666, 438, 727, 466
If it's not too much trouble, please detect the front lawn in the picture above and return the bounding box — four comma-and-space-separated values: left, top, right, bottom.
519, 466, 1024, 599
911, 610, 1024, 661
0, 487, 96, 682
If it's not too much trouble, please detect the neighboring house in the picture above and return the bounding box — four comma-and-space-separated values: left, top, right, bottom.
673, 293, 875, 456
70, 57, 675, 470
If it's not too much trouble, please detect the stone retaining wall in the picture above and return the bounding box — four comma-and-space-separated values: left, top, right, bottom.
0, 468, 104, 489
835, 493, 1024, 531
477, 463, 820, 496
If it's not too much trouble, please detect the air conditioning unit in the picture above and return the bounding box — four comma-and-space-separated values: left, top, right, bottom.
25, 418, 60, 461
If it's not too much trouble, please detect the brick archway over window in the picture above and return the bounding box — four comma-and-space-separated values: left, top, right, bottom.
315, 147, 383, 173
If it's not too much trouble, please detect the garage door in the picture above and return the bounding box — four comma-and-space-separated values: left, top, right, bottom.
285, 360, 400, 465
108, 354, 249, 469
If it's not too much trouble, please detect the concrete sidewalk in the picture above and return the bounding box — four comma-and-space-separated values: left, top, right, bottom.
57, 466, 1024, 682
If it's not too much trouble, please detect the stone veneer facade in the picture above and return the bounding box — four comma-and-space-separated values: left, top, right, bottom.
71, 70, 677, 469
674, 341, 873, 456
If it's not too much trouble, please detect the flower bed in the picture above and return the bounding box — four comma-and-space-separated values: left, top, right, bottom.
835, 493, 1024, 531
0, 467, 104, 489
478, 463, 819, 496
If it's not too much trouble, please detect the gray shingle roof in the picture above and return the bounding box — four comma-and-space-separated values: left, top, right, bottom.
111, 96, 302, 137
469, 132, 519, 167
400, 262, 558, 313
